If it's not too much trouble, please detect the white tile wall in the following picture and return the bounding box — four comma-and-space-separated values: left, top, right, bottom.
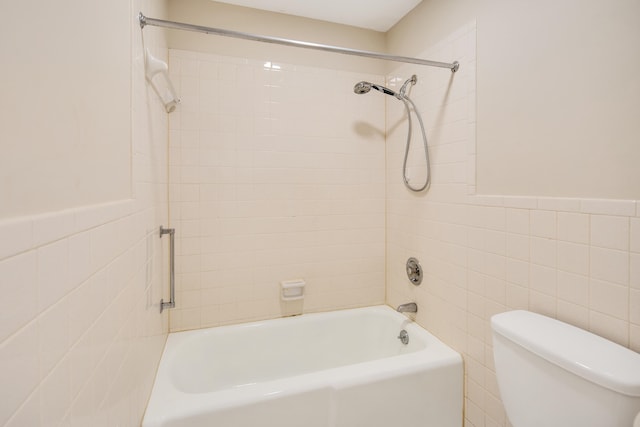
591, 215, 630, 250
557, 212, 590, 244
0, 1, 170, 425
0, 201, 168, 425
385, 21, 640, 427
631, 218, 640, 253
168, 50, 386, 331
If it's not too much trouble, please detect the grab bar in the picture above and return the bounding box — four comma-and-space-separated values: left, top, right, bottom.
159, 226, 176, 313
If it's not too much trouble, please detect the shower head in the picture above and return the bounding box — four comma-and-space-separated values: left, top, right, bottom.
354, 81, 372, 94
353, 81, 399, 98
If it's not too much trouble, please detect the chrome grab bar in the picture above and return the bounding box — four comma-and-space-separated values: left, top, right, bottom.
159, 226, 176, 313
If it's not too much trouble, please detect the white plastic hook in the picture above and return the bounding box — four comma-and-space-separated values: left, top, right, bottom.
144, 49, 180, 113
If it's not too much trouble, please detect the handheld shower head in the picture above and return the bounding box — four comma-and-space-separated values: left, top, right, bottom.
353, 81, 398, 98
354, 81, 372, 94
351, 74, 431, 192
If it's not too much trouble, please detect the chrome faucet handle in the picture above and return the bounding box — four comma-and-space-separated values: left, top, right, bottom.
406, 257, 423, 285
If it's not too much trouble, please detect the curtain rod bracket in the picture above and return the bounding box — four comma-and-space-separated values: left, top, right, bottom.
138, 12, 460, 72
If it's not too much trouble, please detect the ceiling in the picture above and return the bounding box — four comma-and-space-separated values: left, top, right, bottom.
212, 0, 423, 32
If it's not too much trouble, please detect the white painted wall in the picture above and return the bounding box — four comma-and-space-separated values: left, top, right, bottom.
388, 0, 640, 199
1, 1, 132, 218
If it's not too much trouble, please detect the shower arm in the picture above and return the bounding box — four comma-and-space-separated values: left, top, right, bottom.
139, 13, 459, 72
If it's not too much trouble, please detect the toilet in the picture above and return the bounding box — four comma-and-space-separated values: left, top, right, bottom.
491, 310, 640, 427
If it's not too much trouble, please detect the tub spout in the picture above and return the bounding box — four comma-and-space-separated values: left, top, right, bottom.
397, 303, 417, 314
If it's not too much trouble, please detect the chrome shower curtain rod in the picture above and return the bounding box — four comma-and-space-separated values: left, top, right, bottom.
138, 13, 459, 72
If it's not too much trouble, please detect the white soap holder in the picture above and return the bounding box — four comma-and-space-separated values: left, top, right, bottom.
280, 279, 305, 301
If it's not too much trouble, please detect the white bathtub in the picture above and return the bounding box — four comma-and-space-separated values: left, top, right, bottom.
142, 305, 463, 427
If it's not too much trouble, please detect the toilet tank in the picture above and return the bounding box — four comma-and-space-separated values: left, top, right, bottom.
491, 310, 640, 427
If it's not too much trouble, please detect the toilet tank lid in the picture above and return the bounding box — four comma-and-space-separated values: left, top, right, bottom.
491, 310, 640, 397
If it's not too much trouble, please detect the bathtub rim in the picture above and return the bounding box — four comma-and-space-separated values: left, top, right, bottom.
142, 304, 462, 427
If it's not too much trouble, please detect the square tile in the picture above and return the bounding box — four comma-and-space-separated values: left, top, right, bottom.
531, 210, 556, 239
590, 247, 629, 286
557, 212, 589, 244
557, 241, 589, 276
591, 215, 629, 250
589, 279, 628, 320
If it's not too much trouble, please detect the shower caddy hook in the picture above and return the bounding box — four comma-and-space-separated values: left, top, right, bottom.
160, 226, 176, 313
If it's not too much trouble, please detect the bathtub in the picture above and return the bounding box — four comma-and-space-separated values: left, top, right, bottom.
142, 305, 463, 427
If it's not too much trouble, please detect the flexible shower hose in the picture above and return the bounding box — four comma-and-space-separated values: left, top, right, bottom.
400, 96, 431, 192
